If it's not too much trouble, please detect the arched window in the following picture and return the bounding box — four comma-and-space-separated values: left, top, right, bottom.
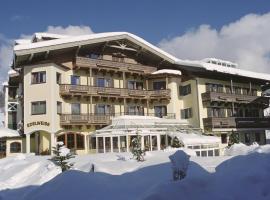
10, 142, 21, 153
57, 133, 85, 150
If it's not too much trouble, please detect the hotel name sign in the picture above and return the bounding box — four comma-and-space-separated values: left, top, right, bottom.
27, 121, 50, 127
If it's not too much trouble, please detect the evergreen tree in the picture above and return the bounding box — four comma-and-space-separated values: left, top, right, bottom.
131, 130, 145, 162
51, 142, 75, 172
171, 136, 181, 148
228, 131, 239, 146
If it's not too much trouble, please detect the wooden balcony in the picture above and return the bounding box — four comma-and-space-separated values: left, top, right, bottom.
60, 114, 111, 125
59, 84, 171, 99
201, 91, 261, 104
203, 117, 270, 129
75, 56, 157, 74
60, 112, 176, 126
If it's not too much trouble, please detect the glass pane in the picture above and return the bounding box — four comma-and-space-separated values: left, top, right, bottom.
71, 103, 80, 115
97, 78, 105, 87
71, 76, 80, 85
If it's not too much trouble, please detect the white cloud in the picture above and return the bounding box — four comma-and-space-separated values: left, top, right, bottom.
46, 25, 94, 35
0, 35, 13, 84
158, 12, 270, 73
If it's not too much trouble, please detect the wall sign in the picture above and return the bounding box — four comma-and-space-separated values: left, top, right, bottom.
27, 121, 50, 127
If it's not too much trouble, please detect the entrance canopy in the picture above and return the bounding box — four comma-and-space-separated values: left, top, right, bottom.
0, 127, 21, 138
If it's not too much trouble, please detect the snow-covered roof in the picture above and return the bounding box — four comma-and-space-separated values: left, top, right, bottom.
202, 58, 238, 68
0, 127, 20, 138
152, 69, 182, 76
13, 31, 270, 81
169, 132, 220, 145
14, 39, 32, 45
33, 32, 69, 41
14, 32, 179, 63
8, 69, 19, 77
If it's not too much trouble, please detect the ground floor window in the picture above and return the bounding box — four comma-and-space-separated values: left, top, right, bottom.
57, 133, 85, 150
221, 134, 227, 144
10, 142, 21, 153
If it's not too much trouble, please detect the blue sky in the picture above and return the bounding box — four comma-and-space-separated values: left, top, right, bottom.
0, 0, 270, 83
1, 0, 270, 43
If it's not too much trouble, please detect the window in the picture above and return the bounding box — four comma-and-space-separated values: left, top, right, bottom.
96, 105, 112, 115
181, 108, 192, 119
76, 134, 84, 149
10, 142, 21, 153
96, 78, 112, 87
208, 150, 214, 157
127, 105, 144, 115
31, 101, 46, 115
71, 75, 80, 85
245, 133, 251, 144
242, 88, 249, 95
57, 102, 62, 114
225, 85, 232, 94
89, 53, 101, 59
31, 71, 46, 84
57, 133, 85, 150
56, 73, 61, 84
234, 86, 242, 94
179, 84, 191, 96
153, 81, 166, 90
154, 106, 167, 118
255, 133, 260, 143
128, 81, 143, 90
67, 134, 75, 149
221, 134, 227, 144
207, 108, 225, 117
206, 83, 223, 93
251, 89, 257, 96
112, 56, 124, 62
71, 103, 80, 115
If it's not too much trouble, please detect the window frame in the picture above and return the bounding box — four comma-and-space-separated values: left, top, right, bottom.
57, 101, 62, 115
56, 72, 61, 84
10, 142, 21, 153
31, 71, 46, 84
31, 101, 46, 115
179, 84, 191, 96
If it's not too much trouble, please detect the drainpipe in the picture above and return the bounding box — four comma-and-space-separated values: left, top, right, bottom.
195, 78, 201, 129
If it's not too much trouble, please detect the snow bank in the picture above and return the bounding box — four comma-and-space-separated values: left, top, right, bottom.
224, 143, 270, 156
143, 152, 270, 200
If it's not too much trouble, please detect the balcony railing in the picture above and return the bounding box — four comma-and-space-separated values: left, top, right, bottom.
203, 117, 270, 129
59, 84, 171, 99
201, 91, 261, 103
60, 112, 176, 125
75, 56, 157, 74
60, 114, 111, 125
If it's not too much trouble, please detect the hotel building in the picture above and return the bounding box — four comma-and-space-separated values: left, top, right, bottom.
1, 32, 270, 156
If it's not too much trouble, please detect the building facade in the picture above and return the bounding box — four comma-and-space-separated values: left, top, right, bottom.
3, 32, 270, 156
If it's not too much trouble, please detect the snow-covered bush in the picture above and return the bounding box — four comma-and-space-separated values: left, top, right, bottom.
171, 136, 182, 148
51, 142, 75, 172
169, 150, 190, 181
131, 131, 145, 162
228, 131, 239, 146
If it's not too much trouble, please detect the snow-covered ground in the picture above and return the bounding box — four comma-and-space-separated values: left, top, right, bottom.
0, 144, 270, 200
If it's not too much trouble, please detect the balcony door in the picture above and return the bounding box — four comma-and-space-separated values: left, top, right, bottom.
154, 106, 167, 118
96, 78, 112, 87
153, 81, 166, 90
95, 104, 112, 115
71, 75, 80, 85
71, 103, 81, 115
128, 81, 143, 90
127, 106, 144, 115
